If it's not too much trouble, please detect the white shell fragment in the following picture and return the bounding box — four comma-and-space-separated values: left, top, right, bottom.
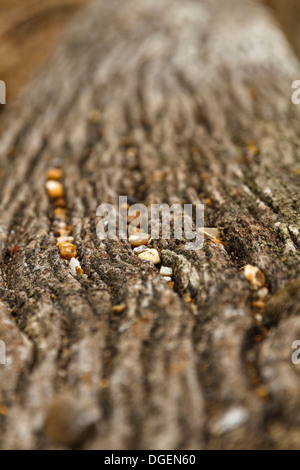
129, 232, 151, 247
57, 236, 74, 244
244, 265, 265, 289
162, 276, 172, 282
133, 245, 149, 254
198, 227, 220, 240
210, 407, 249, 436
138, 248, 160, 264
160, 266, 173, 277
69, 257, 81, 273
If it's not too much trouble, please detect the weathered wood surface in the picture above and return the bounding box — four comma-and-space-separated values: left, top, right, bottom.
0, 0, 299, 450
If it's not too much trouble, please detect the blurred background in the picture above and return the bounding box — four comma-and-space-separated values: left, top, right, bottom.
261, 0, 300, 57
0, 0, 89, 101
0, 0, 299, 103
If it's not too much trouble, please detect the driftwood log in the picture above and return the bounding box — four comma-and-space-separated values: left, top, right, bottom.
0, 0, 299, 450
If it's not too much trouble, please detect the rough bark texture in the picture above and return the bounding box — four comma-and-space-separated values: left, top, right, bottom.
0, 0, 299, 450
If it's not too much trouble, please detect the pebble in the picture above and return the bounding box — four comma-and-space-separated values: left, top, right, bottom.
57, 236, 74, 244
129, 232, 151, 247
244, 265, 265, 289
160, 266, 173, 277
57, 229, 72, 238
45, 180, 64, 199
138, 248, 160, 264
57, 242, 78, 260
44, 394, 99, 447
53, 221, 67, 231
255, 385, 269, 399
252, 300, 266, 309
209, 407, 249, 436
255, 313, 263, 324
69, 257, 84, 276
133, 245, 149, 254
112, 303, 126, 313
54, 198, 67, 209
75, 266, 84, 276
256, 287, 269, 299
162, 276, 172, 282
0, 405, 8, 416
46, 168, 63, 181
53, 208, 67, 218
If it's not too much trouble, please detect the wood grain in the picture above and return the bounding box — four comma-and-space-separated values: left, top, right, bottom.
0, 0, 299, 450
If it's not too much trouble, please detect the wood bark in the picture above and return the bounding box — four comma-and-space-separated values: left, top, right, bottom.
0, 0, 299, 450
